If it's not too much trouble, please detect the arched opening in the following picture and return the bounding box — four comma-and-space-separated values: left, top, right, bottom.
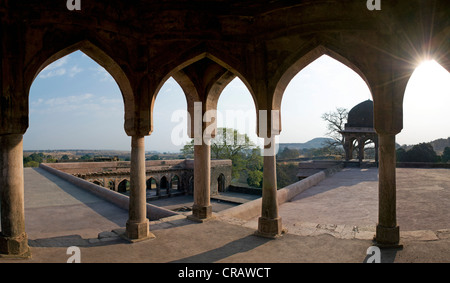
118, 179, 130, 194
160, 176, 169, 194
215, 77, 262, 187
171, 175, 180, 191
394, 59, 450, 232
273, 53, 376, 227
147, 77, 190, 154
146, 177, 158, 197
278, 54, 372, 152
397, 60, 450, 150
217, 173, 226, 193
25, 50, 129, 151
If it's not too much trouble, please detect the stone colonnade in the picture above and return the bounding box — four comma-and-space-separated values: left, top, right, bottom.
1, 0, 448, 258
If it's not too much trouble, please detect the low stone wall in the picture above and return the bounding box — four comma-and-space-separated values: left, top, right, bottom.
228, 185, 262, 196
218, 164, 343, 221
39, 163, 179, 221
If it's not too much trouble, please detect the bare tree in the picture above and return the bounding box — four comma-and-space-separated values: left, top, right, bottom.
321, 107, 348, 155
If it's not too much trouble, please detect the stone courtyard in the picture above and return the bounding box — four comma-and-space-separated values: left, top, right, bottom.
2, 166, 450, 263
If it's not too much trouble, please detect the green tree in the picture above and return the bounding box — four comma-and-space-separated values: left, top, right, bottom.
148, 154, 160, 160
180, 128, 263, 187
181, 140, 194, 158
24, 160, 40, 168
441, 147, 450, 163
404, 143, 438, 163
277, 147, 300, 160
80, 154, 92, 161
211, 128, 254, 159
247, 170, 263, 188
396, 148, 407, 162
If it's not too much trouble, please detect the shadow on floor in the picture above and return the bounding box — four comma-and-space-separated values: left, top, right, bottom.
28, 233, 125, 248
170, 234, 271, 263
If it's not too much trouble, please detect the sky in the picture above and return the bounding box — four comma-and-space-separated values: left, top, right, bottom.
24, 51, 450, 152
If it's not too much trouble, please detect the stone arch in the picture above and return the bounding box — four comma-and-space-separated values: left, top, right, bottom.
26, 40, 136, 135
160, 176, 169, 192
162, 52, 258, 114
118, 179, 130, 193
170, 175, 181, 191
146, 177, 158, 189
399, 59, 450, 144
146, 177, 159, 196
169, 58, 258, 139
217, 173, 226, 193
272, 45, 373, 115
108, 180, 115, 191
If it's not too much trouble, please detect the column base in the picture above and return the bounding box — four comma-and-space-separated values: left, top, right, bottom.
255, 217, 285, 239
187, 204, 214, 222
0, 232, 31, 259
374, 224, 403, 249
124, 219, 155, 243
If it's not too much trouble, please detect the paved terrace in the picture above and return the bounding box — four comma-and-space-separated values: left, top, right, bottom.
2, 167, 450, 263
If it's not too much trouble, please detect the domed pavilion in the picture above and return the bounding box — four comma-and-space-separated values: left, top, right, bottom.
340, 100, 378, 163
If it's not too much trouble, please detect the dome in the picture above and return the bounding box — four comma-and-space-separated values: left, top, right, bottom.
345, 100, 374, 128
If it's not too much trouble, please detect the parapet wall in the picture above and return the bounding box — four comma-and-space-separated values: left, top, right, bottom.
39, 163, 179, 220
44, 159, 232, 174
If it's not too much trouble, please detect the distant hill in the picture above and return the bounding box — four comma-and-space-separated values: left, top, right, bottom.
430, 138, 450, 153
279, 137, 334, 151
399, 137, 450, 154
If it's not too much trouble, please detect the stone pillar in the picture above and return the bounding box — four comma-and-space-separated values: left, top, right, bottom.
376, 133, 401, 247
0, 134, 30, 258
189, 138, 213, 221
126, 135, 155, 241
358, 138, 365, 164
256, 137, 283, 238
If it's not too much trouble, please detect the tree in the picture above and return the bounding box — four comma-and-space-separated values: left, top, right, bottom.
247, 170, 263, 188
442, 147, 450, 163
277, 147, 300, 160
148, 154, 160, 160
321, 107, 348, 155
181, 141, 194, 158
180, 127, 263, 187
80, 154, 92, 161
210, 128, 254, 159
396, 148, 407, 162
399, 143, 438, 163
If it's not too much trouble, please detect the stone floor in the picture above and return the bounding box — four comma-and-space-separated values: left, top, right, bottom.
2, 167, 450, 263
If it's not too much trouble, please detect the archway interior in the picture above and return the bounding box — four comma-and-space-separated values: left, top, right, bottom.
26, 50, 128, 152
147, 77, 190, 153
216, 77, 260, 147
279, 55, 372, 159
397, 60, 450, 148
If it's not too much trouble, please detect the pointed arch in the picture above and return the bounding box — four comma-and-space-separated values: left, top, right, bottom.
155, 51, 258, 115
398, 59, 450, 145
26, 40, 135, 134
272, 45, 373, 113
